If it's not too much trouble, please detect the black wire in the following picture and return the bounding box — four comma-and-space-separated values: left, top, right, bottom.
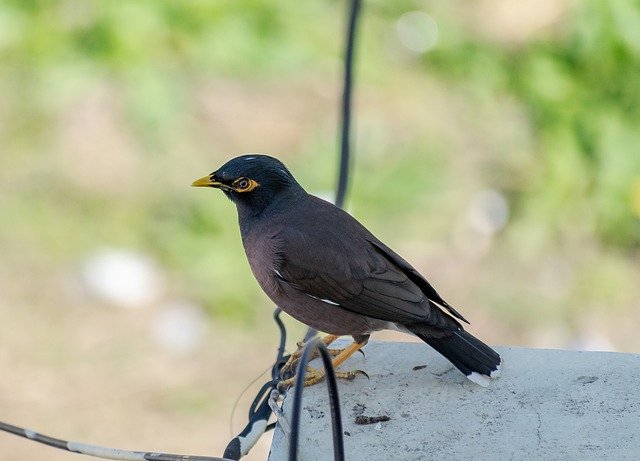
288, 338, 345, 461
289, 2, 361, 459
335, 0, 362, 209
0, 421, 68, 451
247, 308, 288, 419
223, 308, 290, 460
271, 307, 289, 380
228, 0, 363, 458
0, 420, 231, 461
247, 381, 274, 420
303, 0, 363, 361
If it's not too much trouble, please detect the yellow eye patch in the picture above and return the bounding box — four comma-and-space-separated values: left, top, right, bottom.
233, 177, 260, 192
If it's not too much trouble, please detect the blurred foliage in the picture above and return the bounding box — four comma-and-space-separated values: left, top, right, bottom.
0, 0, 638, 346
423, 0, 640, 248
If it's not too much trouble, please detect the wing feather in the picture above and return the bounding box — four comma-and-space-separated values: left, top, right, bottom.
273, 226, 461, 330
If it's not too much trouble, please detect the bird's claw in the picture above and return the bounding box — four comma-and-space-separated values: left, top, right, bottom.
277, 365, 367, 390
281, 344, 344, 378
353, 369, 369, 380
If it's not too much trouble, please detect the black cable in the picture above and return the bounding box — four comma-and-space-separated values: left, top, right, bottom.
271, 307, 290, 379
0, 421, 231, 461
288, 338, 345, 461
288, 3, 361, 459
231, 0, 364, 457
335, 0, 362, 209
223, 308, 290, 460
304, 0, 363, 354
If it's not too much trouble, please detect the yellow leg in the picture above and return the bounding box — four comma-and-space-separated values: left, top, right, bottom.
331, 341, 366, 368
321, 334, 340, 347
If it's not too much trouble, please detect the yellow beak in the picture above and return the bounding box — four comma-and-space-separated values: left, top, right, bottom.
191, 175, 225, 188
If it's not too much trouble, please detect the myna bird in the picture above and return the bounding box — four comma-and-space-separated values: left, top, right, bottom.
192, 154, 502, 387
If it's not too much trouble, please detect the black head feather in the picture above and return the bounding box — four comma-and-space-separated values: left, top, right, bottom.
210, 154, 305, 218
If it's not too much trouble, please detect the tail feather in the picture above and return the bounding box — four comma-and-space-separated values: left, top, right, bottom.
413, 329, 502, 387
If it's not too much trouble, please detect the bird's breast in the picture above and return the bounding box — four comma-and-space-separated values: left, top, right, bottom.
242, 228, 283, 299
240, 221, 392, 336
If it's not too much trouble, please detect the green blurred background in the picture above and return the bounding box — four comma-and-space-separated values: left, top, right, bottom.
1, 0, 639, 459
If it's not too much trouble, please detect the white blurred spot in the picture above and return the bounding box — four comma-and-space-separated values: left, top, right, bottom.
396, 11, 438, 54
530, 326, 571, 349
453, 189, 509, 257
569, 334, 616, 353
467, 189, 509, 236
152, 301, 206, 355
81, 248, 161, 308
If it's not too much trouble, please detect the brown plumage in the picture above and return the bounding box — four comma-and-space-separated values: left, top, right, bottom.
193, 154, 502, 386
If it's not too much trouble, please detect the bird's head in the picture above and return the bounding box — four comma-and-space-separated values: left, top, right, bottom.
192, 154, 303, 217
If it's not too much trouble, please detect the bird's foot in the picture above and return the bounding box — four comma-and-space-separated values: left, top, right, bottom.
278, 365, 367, 390
280, 334, 341, 378
284, 344, 344, 373
277, 340, 368, 390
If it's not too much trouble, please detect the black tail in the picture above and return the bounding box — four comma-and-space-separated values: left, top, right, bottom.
414, 329, 502, 387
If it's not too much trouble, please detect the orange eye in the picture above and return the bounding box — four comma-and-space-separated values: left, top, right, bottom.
234, 177, 259, 192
